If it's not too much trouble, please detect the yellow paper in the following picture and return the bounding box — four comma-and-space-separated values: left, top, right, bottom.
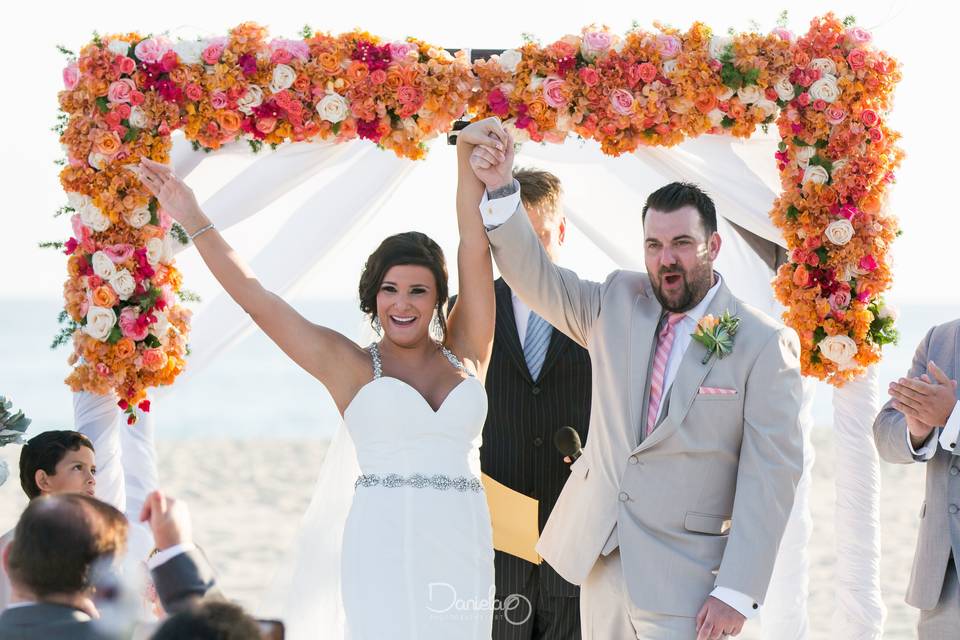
481, 473, 541, 565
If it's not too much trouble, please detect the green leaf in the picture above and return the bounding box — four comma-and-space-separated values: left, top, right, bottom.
248, 140, 263, 153
786, 205, 799, 222
148, 199, 159, 226
138, 287, 162, 313
843, 15, 857, 27
123, 127, 140, 144
777, 10, 790, 28
107, 325, 123, 345
301, 25, 313, 39
792, 136, 809, 147
813, 326, 827, 344
170, 223, 189, 245
721, 63, 743, 90
54, 206, 75, 218
814, 139, 829, 149
144, 334, 161, 349
721, 116, 735, 129
331, 121, 342, 135
778, 141, 787, 153
38, 241, 65, 250
742, 68, 760, 86
56, 44, 76, 57
815, 246, 829, 264
95, 97, 110, 114
50, 323, 80, 350
177, 289, 202, 303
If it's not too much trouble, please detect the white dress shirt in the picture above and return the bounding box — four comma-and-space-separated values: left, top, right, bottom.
908, 401, 960, 460
513, 291, 533, 348
480, 184, 760, 619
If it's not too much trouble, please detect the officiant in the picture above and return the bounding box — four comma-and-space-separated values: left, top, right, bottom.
451, 168, 591, 640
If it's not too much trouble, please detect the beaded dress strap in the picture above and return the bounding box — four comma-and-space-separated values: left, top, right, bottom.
368, 343, 383, 379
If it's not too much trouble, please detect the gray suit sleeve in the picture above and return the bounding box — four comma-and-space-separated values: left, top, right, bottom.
873, 326, 935, 464
486, 202, 611, 349
716, 327, 804, 604
151, 549, 221, 614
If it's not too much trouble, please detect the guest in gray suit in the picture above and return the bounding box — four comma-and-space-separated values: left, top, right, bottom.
874, 318, 960, 639
0, 490, 218, 640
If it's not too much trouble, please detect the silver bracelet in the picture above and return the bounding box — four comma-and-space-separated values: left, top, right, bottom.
189, 223, 215, 241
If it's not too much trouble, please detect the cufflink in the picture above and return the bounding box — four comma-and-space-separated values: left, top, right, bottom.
752, 603, 758, 609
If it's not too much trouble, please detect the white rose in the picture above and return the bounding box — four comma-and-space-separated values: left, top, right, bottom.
504, 119, 530, 143
819, 335, 858, 366
67, 192, 89, 210
556, 111, 573, 131
803, 164, 830, 185
737, 85, 762, 105
825, 219, 855, 246
128, 106, 150, 129
124, 206, 152, 229
152, 311, 170, 339
809, 57, 837, 77
756, 99, 779, 119
79, 202, 111, 232
877, 303, 899, 322
708, 108, 725, 127
108, 40, 130, 56
809, 75, 840, 104
662, 59, 678, 76
316, 92, 349, 123
173, 40, 204, 65
795, 146, 816, 167
668, 97, 693, 114
146, 237, 164, 266
716, 87, 735, 102
611, 38, 625, 53
88, 152, 107, 171
837, 263, 854, 282
709, 36, 732, 61
83, 306, 117, 342
109, 269, 136, 301
497, 49, 522, 73
832, 158, 848, 174
162, 234, 175, 263
774, 77, 795, 101
92, 251, 116, 279
528, 75, 545, 91
237, 85, 264, 115
269, 64, 297, 93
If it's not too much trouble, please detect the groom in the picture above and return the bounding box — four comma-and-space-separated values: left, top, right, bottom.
458, 118, 804, 639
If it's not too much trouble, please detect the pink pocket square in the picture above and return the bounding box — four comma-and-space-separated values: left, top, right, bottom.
698, 386, 738, 396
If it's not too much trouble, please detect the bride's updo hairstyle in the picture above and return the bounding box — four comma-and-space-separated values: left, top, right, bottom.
358, 232, 450, 341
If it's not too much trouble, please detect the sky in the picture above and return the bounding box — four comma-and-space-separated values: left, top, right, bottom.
1, 0, 957, 307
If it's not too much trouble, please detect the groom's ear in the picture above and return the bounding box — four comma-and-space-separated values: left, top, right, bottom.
708, 231, 722, 261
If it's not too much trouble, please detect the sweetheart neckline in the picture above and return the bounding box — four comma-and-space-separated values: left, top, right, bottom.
342, 375, 481, 418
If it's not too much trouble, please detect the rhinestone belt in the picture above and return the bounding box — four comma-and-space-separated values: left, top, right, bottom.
355, 473, 483, 493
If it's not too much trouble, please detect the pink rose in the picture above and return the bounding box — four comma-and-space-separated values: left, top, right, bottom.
185, 83, 203, 101
861, 109, 879, 127
134, 37, 171, 65
158, 208, 173, 232
847, 49, 867, 71
578, 67, 599, 86
202, 39, 227, 65
829, 288, 851, 311
256, 117, 277, 134
859, 255, 878, 272
103, 244, 135, 263
130, 91, 145, 106
846, 27, 872, 47
211, 91, 228, 109
271, 49, 293, 65
771, 27, 795, 42
542, 77, 567, 108
269, 38, 310, 62
120, 307, 149, 341
119, 56, 137, 75
63, 62, 80, 90
868, 127, 883, 143
370, 69, 387, 85
637, 62, 658, 84
610, 89, 634, 115
396, 86, 423, 108
107, 79, 136, 104
797, 92, 811, 108
71, 214, 87, 241
389, 42, 416, 61
656, 35, 682, 59
581, 31, 613, 58
825, 105, 847, 125
813, 99, 827, 111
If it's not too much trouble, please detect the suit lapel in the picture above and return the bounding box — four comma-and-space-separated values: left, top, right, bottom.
635, 283, 738, 452
629, 287, 663, 443
495, 280, 533, 383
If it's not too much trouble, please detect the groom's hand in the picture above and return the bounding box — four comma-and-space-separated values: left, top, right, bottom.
696, 596, 745, 639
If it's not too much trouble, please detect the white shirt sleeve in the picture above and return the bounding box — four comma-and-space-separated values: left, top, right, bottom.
710, 586, 760, 620
908, 428, 939, 462
938, 401, 960, 455
479, 180, 522, 229
147, 542, 197, 570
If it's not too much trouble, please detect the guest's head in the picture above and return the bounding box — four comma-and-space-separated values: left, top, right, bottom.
641, 182, 720, 313
4, 494, 127, 605
515, 167, 566, 262
359, 232, 449, 346
152, 601, 263, 640
19, 430, 96, 499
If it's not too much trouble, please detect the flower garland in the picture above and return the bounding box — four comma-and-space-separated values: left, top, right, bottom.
54, 16, 900, 414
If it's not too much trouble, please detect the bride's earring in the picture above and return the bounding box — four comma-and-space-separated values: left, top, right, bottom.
431, 312, 443, 340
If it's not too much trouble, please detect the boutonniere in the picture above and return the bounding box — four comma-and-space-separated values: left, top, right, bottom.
691, 311, 741, 365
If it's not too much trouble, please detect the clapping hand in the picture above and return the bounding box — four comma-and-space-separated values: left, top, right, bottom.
889, 361, 958, 445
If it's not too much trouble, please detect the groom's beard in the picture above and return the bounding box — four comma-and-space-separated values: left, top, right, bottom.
651, 261, 714, 313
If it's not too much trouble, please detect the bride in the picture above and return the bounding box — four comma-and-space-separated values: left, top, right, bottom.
132, 119, 513, 639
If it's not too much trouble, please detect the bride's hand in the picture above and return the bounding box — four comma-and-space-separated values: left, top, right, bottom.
131, 158, 207, 232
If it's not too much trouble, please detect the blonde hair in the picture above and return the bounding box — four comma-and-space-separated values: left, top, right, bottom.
514, 167, 563, 217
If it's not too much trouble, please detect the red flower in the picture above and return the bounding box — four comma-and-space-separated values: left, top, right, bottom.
117, 399, 129, 410
637, 63, 657, 85
64, 238, 79, 255
138, 400, 151, 412
127, 414, 136, 425
356, 118, 382, 142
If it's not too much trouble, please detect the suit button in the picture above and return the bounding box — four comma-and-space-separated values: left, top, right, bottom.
629, 455, 639, 465
950, 505, 959, 515
618, 492, 630, 502
531, 387, 541, 396
951, 467, 960, 477
533, 437, 543, 447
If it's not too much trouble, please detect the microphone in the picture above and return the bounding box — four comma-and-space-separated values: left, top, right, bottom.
554, 426, 582, 462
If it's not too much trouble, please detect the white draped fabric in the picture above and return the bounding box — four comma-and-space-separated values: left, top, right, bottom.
72, 132, 884, 639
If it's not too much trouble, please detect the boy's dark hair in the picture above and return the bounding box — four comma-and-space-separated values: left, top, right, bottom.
19, 430, 95, 499
153, 601, 263, 640
642, 182, 718, 236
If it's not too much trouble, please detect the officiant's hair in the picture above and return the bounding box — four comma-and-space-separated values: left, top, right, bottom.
514, 167, 563, 216
642, 182, 717, 236
7, 494, 127, 597
19, 430, 95, 499
359, 232, 449, 340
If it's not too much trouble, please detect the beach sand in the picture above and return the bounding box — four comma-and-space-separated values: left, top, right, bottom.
0, 427, 927, 638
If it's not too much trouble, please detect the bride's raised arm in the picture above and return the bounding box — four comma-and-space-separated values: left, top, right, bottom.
447, 121, 508, 378
133, 158, 368, 410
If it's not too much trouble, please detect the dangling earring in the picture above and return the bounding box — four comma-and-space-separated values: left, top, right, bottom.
373, 316, 382, 335
431, 312, 443, 341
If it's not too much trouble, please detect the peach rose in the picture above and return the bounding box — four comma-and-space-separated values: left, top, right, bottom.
216, 110, 242, 132
610, 89, 634, 115
697, 314, 719, 333
142, 348, 168, 372
115, 337, 136, 360
94, 130, 122, 156
92, 285, 119, 308
793, 264, 811, 287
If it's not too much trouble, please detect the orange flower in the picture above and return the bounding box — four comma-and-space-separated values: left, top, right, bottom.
216, 110, 242, 132
142, 348, 168, 372
114, 338, 136, 360
694, 93, 717, 114
94, 130, 122, 156
92, 285, 119, 308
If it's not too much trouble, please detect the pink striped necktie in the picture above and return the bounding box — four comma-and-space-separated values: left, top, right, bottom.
646, 312, 685, 437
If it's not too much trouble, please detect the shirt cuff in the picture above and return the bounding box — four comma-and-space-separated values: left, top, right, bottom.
479, 180, 521, 229
710, 586, 760, 620
938, 401, 960, 455
147, 543, 196, 570
908, 427, 938, 461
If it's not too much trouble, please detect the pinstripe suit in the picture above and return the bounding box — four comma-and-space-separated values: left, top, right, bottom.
451, 278, 592, 639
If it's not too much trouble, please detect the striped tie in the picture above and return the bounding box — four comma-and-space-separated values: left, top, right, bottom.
523, 311, 552, 381
646, 312, 685, 437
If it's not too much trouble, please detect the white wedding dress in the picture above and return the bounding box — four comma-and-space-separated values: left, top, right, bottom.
267, 342, 495, 640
